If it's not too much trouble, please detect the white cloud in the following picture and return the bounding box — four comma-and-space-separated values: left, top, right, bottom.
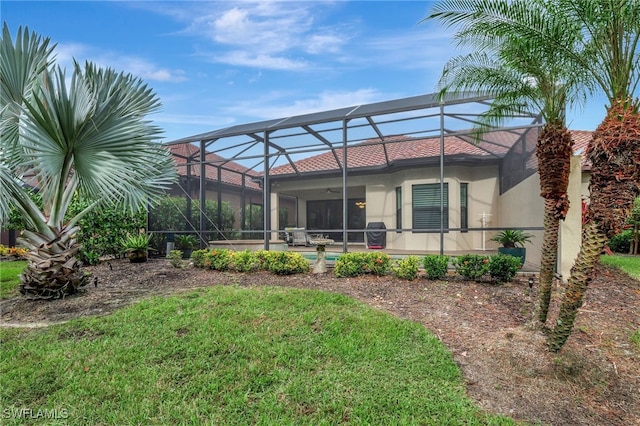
305, 33, 343, 55
114, 56, 187, 82
212, 51, 308, 70
178, 1, 347, 70
226, 88, 384, 119
54, 43, 186, 83
154, 113, 235, 127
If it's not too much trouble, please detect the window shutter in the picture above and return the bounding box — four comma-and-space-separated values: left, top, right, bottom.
412, 183, 448, 231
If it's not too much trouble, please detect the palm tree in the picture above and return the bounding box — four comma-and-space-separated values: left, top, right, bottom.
547, 0, 640, 351
425, 0, 586, 325
0, 24, 177, 299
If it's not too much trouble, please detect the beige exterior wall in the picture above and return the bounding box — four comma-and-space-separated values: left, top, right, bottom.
559, 156, 584, 281
274, 165, 502, 252
271, 160, 589, 275
496, 173, 544, 268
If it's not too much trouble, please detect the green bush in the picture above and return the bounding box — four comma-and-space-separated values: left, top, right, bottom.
168, 250, 184, 268
334, 252, 369, 277
393, 256, 420, 281
205, 249, 234, 271
69, 196, 146, 262
452, 254, 489, 280
608, 230, 633, 253
488, 254, 521, 283
254, 250, 274, 271
423, 255, 450, 280
191, 249, 209, 268
233, 250, 260, 273
267, 252, 309, 275
365, 252, 391, 276
631, 329, 640, 349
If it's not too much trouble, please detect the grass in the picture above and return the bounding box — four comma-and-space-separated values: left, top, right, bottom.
0, 286, 515, 425
600, 254, 640, 280
0, 260, 26, 299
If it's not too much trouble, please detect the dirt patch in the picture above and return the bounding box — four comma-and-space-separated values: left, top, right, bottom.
1, 259, 638, 426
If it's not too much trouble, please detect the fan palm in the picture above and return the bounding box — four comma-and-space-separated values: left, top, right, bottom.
0, 24, 177, 299
425, 0, 586, 325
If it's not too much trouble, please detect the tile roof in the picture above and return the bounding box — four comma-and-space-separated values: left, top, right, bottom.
570, 130, 592, 170
168, 144, 261, 190
269, 130, 531, 177
169, 129, 593, 184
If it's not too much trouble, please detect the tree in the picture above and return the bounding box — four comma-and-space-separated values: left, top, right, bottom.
425, 0, 586, 324
546, 0, 640, 351
0, 24, 177, 299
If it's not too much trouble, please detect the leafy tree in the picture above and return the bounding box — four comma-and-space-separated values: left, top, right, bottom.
148, 195, 236, 249
243, 203, 263, 239
0, 24, 177, 299
425, 0, 586, 324
6, 191, 145, 263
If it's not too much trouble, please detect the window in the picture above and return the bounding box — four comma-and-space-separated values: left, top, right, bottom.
412, 183, 448, 231
395, 186, 402, 233
460, 183, 468, 232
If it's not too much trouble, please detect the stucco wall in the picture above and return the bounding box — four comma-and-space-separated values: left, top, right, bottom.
496, 172, 544, 268
559, 156, 584, 281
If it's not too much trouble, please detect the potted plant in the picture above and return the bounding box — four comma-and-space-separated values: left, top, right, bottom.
490, 229, 534, 265
120, 233, 152, 263
174, 234, 198, 259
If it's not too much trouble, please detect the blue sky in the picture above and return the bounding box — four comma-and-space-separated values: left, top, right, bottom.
2, 0, 607, 143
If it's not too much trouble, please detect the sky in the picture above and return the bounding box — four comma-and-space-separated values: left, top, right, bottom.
1, 0, 608, 143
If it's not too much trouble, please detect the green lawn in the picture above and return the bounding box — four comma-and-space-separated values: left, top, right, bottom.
600, 254, 640, 279
0, 285, 514, 425
0, 260, 26, 299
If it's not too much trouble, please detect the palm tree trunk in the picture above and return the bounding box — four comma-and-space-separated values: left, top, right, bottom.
534, 122, 573, 325
549, 101, 640, 351
549, 221, 607, 351
18, 235, 90, 300
535, 200, 561, 324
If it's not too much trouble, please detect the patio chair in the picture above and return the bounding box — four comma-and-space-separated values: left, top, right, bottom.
290, 228, 309, 246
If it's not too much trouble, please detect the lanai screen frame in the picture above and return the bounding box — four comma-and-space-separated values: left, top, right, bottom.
165, 91, 542, 254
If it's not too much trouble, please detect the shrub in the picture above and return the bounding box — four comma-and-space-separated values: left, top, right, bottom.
168, 250, 184, 269
393, 256, 420, 281
334, 252, 369, 277
608, 230, 633, 253
488, 254, 521, 283
267, 252, 309, 275
365, 252, 391, 276
0, 245, 28, 259
254, 250, 274, 271
205, 249, 234, 271
191, 249, 209, 268
423, 255, 450, 280
631, 329, 640, 349
452, 254, 489, 280
233, 250, 260, 273
79, 248, 100, 265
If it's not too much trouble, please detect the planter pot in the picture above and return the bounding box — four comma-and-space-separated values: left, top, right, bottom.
498, 247, 526, 265
181, 249, 193, 259
128, 249, 148, 263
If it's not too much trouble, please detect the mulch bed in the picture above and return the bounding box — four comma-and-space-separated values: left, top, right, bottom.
1, 258, 638, 426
